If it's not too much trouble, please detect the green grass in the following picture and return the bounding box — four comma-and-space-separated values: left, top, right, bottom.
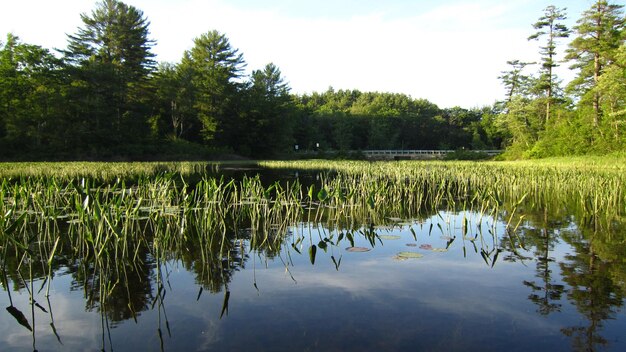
2, 157, 625, 321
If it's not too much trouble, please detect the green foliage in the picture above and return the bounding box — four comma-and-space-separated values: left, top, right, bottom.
498, 1, 626, 159
0, 34, 67, 156
237, 63, 295, 157
566, 0, 625, 127
527, 5, 570, 123
61, 0, 156, 154
180, 30, 246, 146
2, 0, 625, 161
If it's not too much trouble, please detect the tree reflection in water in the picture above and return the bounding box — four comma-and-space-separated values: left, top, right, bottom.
1, 173, 626, 351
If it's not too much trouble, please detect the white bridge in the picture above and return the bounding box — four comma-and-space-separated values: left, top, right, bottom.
362, 150, 502, 160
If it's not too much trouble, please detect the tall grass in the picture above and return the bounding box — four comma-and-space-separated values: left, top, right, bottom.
1, 159, 625, 334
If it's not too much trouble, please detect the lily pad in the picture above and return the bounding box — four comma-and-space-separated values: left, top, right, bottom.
419, 244, 433, 250
406, 243, 417, 247
396, 251, 424, 259
379, 235, 401, 240
432, 248, 448, 252
346, 247, 371, 252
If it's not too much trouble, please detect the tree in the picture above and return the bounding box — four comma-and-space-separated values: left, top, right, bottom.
180, 30, 246, 146
566, 0, 625, 128
528, 5, 570, 123
0, 34, 67, 155
151, 62, 197, 141
240, 63, 294, 156
62, 0, 155, 152
595, 44, 626, 149
498, 60, 534, 105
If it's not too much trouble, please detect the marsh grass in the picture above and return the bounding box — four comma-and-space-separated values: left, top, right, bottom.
1, 158, 625, 338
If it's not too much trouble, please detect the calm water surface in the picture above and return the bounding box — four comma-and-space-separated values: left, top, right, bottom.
1, 170, 625, 351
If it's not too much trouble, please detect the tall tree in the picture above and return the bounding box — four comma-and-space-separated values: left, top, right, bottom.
62, 0, 155, 152
595, 43, 626, 148
499, 60, 534, 105
151, 62, 197, 141
0, 34, 66, 155
240, 63, 294, 156
179, 30, 245, 146
528, 5, 570, 123
566, 0, 625, 128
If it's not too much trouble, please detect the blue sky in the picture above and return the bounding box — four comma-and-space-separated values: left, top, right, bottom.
1, 0, 598, 108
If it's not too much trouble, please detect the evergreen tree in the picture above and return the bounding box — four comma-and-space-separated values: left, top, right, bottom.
566, 0, 625, 128
62, 0, 155, 153
595, 43, 626, 150
179, 30, 245, 146
243, 63, 294, 156
528, 5, 570, 123
151, 62, 197, 141
498, 60, 534, 105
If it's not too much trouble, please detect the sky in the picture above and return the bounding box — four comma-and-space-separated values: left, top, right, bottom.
0, 0, 598, 108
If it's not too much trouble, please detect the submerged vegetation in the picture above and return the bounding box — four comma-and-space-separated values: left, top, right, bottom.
1, 159, 626, 349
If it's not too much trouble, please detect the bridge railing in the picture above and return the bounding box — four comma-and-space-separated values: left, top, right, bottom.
362, 150, 502, 156
362, 150, 502, 159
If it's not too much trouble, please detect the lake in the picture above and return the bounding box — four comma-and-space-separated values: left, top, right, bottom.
1, 160, 625, 351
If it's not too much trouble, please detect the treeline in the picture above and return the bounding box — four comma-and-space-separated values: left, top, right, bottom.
0, 0, 501, 160
291, 89, 502, 152
1, 0, 624, 160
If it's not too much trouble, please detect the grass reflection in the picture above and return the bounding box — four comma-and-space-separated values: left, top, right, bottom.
0, 160, 625, 350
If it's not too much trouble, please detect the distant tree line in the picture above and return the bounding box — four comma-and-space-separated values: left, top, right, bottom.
0, 0, 502, 160
0, 0, 623, 160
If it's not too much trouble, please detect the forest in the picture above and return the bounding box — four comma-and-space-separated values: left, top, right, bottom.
0, 0, 624, 160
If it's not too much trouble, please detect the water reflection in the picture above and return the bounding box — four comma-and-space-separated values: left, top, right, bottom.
1, 183, 626, 350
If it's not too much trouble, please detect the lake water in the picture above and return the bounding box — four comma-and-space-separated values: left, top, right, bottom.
1, 168, 625, 351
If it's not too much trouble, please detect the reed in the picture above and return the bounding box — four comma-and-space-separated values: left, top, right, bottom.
1, 158, 625, 335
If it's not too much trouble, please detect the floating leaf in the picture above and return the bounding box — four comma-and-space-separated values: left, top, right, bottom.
379, 235, 401, 240
396, 252, 424, 259
406, 243, 417, 247
346, 247, 370, 252
432, 248, 448, 252
419, 244, 433, 250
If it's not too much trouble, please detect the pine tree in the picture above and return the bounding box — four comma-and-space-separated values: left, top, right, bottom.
242, 63, 294, 156
179, 30, 246, 145
566, 0, 625, 128
62, 0, 155, 152
528, 5, 570, 123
